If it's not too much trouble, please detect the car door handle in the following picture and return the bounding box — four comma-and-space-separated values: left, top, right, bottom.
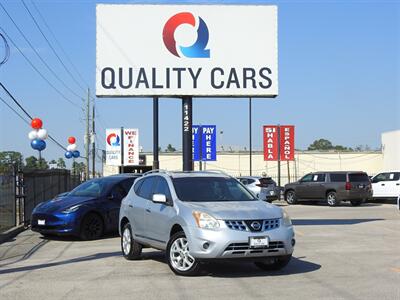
396, 183, 400, 186
381, 184, 385, 186
145, 208, 151, 213
128, 205, 133, 208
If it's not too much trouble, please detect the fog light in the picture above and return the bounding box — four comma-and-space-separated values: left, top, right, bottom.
291, 239, 296, 247
203, 242, 210, 250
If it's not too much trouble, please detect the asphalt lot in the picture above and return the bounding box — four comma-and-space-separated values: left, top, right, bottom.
0, 201, 399, 300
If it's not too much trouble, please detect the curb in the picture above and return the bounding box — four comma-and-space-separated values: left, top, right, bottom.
0, 225, 27, 245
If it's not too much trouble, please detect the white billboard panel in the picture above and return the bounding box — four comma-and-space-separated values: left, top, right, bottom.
123, 128, 139, 166
106, 128, 122, 166
96, 4, 278, 97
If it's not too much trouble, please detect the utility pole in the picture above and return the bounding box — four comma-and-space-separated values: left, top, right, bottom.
85, 88, 90, 180
92, 100, 96, 178
249, 97, 252, 176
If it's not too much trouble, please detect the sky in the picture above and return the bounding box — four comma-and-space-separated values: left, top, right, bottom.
0, 0, 399, 167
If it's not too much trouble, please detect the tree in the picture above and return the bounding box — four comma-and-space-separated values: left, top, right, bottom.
72, 161, 86, 175
165, 144, 176, 152
0, 151, 24, 173
308, 139, 333, 151
38, 158, 49, 170
25, 156, 38, 169
57, 158, 66, 169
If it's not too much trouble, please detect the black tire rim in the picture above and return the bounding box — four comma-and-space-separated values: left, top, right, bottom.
83, 215, 102, 239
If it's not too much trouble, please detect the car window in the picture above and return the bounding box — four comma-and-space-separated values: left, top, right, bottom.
120, 177, 136, 194
110, 184, 127, 201
259, 177, 276, 186
134, 179, 143, 194
349, 173, 369, 182
172, 177, 256, 202
313, 174, 326, 182
300, 174, 313, 182
69, 179, 112, 197
137, 177, 156, 200
330, 173, 347, 182
153, 177, 172, 201
247, 179, 256, 184
238, 178, 248, 185
373, 172, 400, 183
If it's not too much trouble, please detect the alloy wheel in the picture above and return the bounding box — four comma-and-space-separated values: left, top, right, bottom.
122, 227, 131, 255
170, 237, 195, 272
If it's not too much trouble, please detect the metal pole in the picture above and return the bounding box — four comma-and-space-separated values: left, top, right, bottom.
277, 124, 281, 187
249, 97, 252, 176
85, 88, 90, 179
38, 150, 41, 169
182, 96, 193, 171
92, 101, 96, 178
199, 125, 203, 171
153, 97, 160, 170
121, 126, 124, 173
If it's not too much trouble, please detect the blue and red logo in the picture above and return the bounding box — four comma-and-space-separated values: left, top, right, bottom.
107, 133, 120, 147
162, 12, 210, 58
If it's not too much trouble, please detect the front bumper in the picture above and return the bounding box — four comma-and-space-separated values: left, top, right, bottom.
186, 220, 295, 259
31, 212, 79, 236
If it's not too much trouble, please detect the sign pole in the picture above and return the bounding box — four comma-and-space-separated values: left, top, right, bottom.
277, 124, 281, 187
153, 97, 159, 170
249, 97, 252, 176
120, 126, 124, 173
182, 96, 193, 171
199, 125, 202, 171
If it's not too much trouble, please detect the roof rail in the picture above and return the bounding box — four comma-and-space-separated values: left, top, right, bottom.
201, 170, 231, 176
143, 169, 172, 176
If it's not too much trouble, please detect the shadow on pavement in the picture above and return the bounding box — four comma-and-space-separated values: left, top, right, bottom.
0, 251, 121, 275
39, 232, 119, 242
292, 218, 384, 226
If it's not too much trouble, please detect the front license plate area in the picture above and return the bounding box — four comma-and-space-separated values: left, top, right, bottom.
38, 219, 45, 225
358, 184, 365, 189
249, 236, 269, 248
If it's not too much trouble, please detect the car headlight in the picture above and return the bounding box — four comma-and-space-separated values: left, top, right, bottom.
61, 205, 80, 214
192, 211, 220, 229
282, 210, 292, 226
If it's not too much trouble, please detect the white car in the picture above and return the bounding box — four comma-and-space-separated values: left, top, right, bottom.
371, 171, 400, 200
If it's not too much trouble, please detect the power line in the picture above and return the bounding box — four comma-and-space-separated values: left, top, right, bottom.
30, 0, 90, 88
0, 27, 82, 110
0, 95, 30, 125
0, 3, 84, 103
21, 0, 87, 93
0, 31, 10, 66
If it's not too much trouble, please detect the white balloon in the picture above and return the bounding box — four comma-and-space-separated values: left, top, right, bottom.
67, 144, 77, 151
28, 130, 38, 140
37, 128, 48, 140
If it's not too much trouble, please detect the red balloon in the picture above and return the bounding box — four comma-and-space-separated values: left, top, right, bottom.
31, 118, 43, 129
68, 136, 76, 144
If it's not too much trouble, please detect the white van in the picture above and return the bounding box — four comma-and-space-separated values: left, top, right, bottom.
371, 171, 400, 199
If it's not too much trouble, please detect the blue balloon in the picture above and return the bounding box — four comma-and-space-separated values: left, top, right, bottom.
65, 151, 73, 159
31, 139, 46, 151
72, 150, 80, 158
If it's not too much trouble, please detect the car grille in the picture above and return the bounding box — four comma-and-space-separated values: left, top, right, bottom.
225, 241, 285, 252
225, 219, 280, 232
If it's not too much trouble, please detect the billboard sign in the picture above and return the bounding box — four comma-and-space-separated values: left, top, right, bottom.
106, 128, 122, 166
96, 4, 278, 97
263, 125, 295, 161
192, 125, 216, 161
123, 128, 139, 166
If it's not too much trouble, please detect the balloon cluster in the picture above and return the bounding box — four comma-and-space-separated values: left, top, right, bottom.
65, 136, 80, 159
28, 118, 47, 151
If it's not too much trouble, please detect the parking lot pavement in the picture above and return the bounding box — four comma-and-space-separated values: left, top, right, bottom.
0, 203, 399, 300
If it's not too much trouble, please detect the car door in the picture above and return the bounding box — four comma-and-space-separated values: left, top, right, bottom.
145, 176, 176, 246
296, 173, 313, 199
128, 177, 156, 238
307, 173, 327, 199
107, 183, 128, 231
373, 172, 400, 198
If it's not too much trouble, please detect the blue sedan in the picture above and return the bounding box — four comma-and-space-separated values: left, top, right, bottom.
31, 174, 140, 240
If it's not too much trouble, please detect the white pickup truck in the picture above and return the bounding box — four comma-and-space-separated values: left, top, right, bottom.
371, 171, 400, 200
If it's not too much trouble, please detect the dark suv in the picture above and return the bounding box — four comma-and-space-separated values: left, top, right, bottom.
284, 171, 372, 206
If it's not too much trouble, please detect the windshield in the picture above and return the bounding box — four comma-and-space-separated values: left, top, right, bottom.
69, 179, 115, 197
172, 177, 256, 202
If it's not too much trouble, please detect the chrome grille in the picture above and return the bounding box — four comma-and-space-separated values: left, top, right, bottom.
225, 219, 280, 232
225, 241, 285, 251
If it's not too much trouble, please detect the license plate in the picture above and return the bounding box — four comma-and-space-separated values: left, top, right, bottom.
358, 184, 365, 188
249, 236, 269, 248
269, 191, 275, 195
38, 219, 45, 225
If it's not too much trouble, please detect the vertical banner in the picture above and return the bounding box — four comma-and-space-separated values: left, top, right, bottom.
123, 128, 139, 166
263, 125, 279, 161
280, 125, 295, 161
106, 128, 122, 165
192, 125, 216, 161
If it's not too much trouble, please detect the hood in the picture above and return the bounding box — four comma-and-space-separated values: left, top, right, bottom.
34, 196, 97, 213
182, 200, 282, 220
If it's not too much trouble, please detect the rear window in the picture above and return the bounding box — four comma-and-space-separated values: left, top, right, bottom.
330, 174, 346, 182
259, 177, 276, 186
348, 173, 369, 182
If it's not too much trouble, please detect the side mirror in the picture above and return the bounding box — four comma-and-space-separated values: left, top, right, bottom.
152, 193, 167, 203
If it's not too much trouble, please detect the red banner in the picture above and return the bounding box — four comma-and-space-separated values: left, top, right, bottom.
263, 125, 279, 161
280, 125, 295, 161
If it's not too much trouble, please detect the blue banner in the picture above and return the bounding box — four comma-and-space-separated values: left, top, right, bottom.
192, 125, 216, 161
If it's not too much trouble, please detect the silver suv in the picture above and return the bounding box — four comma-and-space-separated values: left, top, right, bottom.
119, 171, 295, 276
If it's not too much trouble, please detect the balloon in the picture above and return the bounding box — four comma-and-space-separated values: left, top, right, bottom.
72, 150, 80, 158
28, 130, 38, 140
68, 136, 76, 144
37, 128, 48, 140
31, 139, 46, 151
65, 151, 73, 159
31, 118, 43, 129
67, 144, 77, 151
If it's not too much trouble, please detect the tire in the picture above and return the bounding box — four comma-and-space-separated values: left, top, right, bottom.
326, 191, 340, 207
121, 223, 142, 260
285, 190, 297, 205
350, 200, 363, 206
254, 254, 292, 271
80, 213, 104, 240
167, 231, 201, 276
